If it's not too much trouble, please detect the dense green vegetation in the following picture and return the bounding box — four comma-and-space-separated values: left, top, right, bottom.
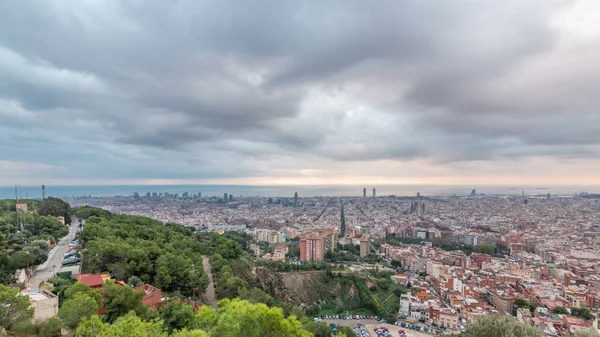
81, 214, 216, 298
0, 199, 70, 285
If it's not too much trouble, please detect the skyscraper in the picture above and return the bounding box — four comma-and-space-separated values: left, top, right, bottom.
229, 194, 233, 202
372, 188, 376, 197
363, 188, 366, 197
471, 189, 476, 196
294, 192, 298, 207
224, 193, 228, 202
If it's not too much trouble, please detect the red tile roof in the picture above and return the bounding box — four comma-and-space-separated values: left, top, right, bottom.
73, 273, 111, 288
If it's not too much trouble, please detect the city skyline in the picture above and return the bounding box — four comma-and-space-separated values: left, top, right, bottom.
2, 1, 600, 186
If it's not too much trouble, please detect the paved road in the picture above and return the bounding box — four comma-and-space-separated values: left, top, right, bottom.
202, 255, 218, 307
29, 222, 79, 289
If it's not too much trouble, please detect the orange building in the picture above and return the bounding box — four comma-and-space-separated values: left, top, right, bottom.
299, 231, 335, 261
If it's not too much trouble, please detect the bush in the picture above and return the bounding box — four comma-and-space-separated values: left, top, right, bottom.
36, 317, 63, 337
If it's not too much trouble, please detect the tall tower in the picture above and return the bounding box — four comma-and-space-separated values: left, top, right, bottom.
363, 188, 366, 197
340, 199, 346, 236
42, 184, 46, 200
372, 188, 376, 197
294, 192, 298, 207
224, 193, 228, 202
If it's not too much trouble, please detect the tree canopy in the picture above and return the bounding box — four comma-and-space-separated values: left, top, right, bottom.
39, 197, 72, 225
80, 213, 245, 298
0, 284, 34, 330
463, 315, 542, 337
58, 292, 99, 330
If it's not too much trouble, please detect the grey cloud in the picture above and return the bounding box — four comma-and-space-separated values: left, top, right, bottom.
0, 0, 598, 183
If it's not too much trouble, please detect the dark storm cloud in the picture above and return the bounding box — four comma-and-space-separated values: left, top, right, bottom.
0, 0, 597, 183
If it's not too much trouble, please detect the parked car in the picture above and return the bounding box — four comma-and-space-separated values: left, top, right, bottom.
61, 256, 81, 266
64, 250, 79, 258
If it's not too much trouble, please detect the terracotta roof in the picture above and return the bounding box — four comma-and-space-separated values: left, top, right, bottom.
73, 273, 111, 288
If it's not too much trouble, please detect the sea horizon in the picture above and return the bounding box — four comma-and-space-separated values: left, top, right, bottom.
1, 184, 599, 199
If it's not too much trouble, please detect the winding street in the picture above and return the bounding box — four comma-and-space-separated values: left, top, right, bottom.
28, 221, 79, 290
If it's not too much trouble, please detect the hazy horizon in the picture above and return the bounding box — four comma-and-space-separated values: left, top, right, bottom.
2, 183, 598, 199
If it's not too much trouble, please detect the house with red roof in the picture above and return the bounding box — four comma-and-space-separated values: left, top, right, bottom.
134, 284, 163, 310
72, 273, 112, 288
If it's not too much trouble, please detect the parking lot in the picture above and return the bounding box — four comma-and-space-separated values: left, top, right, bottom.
366, 323, 436, 337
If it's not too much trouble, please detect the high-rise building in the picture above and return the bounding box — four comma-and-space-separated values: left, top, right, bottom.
546, 193, 551, 200
294, 192, 298, 207
299, 231, 336, 262
417, 192, 421, 198
360, 235, 370, 257
183, 192, 189, 198
471, 189, 476, 196
373, 188, 376, 197
133, 192, 140, 198
146, 192, 151, 198
363, 188, 366, 197
224, 193, 228, 202
229, 194, 233, 202
198, 192, 202, 199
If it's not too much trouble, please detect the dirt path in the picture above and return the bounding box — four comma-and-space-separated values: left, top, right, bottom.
202, 255, 218, 308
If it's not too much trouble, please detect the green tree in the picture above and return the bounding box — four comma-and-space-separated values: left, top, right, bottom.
102, 281, 148, 323
552, 307, 569, 315
36, 317, 63, 337
0, 254, 12, 284
76, 312, 166, 337
0, 284, 34, 330
515, 298, 528, 307
194, 298, 312, 337
571, 307, 594, 320
172, 330, 210, 337
59, 292, 99, 330
64, 281, 103, 306
39, 197, 72, 225
464, 315, 541, 337
10, 250, 37, 270
304, 321, 331, 337
474, 244, 494, 255
159, 301, 195, 333
574, 331, 600, 337
22, 246, 48, 266
338, 326, 357, 337
239, 287, 275, 306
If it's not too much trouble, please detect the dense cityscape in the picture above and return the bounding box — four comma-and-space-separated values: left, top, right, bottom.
57, 189, 600, 335
2, 0, 600, 336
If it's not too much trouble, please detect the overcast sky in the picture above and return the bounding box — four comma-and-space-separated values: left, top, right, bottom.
1, 0, 600, 187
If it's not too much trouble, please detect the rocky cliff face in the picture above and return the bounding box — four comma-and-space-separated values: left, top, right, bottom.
255, 268, 359, 308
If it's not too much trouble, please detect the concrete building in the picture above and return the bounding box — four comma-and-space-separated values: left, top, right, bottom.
23, 289, 58, 321
360, 235, 370, 257
492, 289, 515, 314
299, 230, 335, 262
